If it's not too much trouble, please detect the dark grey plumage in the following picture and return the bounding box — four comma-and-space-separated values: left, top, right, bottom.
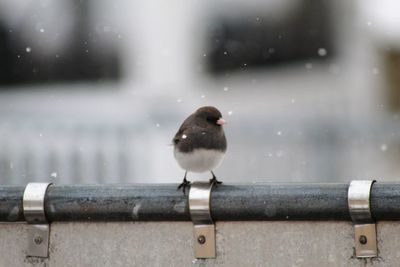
173, 106, 227, 153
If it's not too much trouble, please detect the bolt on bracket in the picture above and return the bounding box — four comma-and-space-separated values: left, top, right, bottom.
23, 183, 52, 258
188, 182, 216, 259
348, 180, 377, 258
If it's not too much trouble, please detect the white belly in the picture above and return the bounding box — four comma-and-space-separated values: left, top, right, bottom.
174, 148, 225, 173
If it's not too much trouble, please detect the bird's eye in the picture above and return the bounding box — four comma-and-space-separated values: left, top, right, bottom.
206, 117, 216, 123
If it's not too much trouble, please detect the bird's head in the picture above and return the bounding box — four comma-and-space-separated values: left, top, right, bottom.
195, 106, 226, 127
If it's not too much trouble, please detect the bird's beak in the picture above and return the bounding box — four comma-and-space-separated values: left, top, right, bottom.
216, 118, 226, 125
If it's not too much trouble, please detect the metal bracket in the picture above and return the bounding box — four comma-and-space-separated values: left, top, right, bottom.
23, 183, 52, 258
348, 180, 377, 258
189, 182, 216, 259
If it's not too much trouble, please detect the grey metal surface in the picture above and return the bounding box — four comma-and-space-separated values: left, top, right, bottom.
2, 183, 400, 222
189, 182, 215, 258
348, 180, 377, 258
26, 224, 50, 258
23, 183, 52, 257
2, 221, 400, 266
348, 180, 375, 223
189, 182, 214, 224
23, 183, 52, 223
353, 224, 377, 258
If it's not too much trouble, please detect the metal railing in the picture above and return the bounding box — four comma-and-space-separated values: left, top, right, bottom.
1, 182, 400, 222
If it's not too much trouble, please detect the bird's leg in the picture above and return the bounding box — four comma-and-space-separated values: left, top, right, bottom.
209, 171, 222, 186
178, 171, 191, 194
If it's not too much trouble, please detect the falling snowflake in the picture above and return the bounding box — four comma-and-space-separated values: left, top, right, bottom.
318, 48, 327, 57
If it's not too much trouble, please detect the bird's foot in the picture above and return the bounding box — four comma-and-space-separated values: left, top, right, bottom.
178, 178, 191, 194
209, 177, 223, 187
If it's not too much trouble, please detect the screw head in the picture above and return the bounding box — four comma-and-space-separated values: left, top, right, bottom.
359, 235, 368, 245
197, 235, 206, 244
34, 236, 43, 245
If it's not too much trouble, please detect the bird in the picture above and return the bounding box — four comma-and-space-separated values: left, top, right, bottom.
173, 106, 227, 192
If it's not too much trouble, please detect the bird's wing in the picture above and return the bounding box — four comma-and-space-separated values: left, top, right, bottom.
172, 114, 199, 145
173, 118, 189, 145
172, 131, 181, 145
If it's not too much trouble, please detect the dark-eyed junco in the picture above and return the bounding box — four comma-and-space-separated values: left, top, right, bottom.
173, 106, 227, 192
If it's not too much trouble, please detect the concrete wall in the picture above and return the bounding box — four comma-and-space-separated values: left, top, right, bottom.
1, 221, 398, 266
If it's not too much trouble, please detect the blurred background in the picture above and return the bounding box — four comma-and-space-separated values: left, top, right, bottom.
0, 0, 400, 185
